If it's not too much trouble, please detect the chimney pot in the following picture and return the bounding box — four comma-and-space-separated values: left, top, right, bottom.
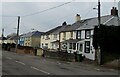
111, 7, 118, 16
62, 21, 67, 26
76, 14, 81, 22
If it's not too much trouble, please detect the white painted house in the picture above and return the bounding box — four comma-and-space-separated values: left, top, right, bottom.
61, 7, 120, 60
75, 7, 120, 60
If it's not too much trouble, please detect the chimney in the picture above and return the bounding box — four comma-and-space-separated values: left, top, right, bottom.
111, 7, 118, 16
62, 21, 67, 26
76, 14, 81, 22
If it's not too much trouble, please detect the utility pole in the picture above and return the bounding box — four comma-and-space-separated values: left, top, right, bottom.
15, 16, 20, 52
98, 0, 102, 65
98, 0, 101, 27
2, 28, 4, 44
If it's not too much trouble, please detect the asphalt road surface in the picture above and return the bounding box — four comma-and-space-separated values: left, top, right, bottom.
2, 50, 119, 75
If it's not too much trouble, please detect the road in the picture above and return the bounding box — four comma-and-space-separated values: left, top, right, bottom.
2, 50, 119, 75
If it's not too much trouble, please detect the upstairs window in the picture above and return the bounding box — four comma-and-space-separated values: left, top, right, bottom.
85, 30, 91, 39
45, 35, 50, 40
54, 34, 57, 40
42, 35, 44, 39
77, 31, 81, 39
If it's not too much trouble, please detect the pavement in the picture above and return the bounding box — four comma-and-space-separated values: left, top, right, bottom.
2, 50, 119, 76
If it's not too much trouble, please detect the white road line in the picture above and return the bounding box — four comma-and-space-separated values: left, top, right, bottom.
15, 61, 26, 65
57, 61, 61, 64
6, 57, 12, 60
30, 66, 50, 75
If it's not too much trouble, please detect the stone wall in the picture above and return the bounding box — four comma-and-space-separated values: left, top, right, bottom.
43, 51, 75, 62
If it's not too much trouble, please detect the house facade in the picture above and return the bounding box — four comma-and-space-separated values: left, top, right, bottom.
19, 31, 43, 48
60, 7, 120, 60
41, 26, 62, 49
41, 23, 70, 50
60, 14, 85, 53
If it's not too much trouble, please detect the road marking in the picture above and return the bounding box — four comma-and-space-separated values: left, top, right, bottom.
15, 61, 26, 65
6, 57, 12, 60
57, 61, 61, 64
94, 68, 100, 71
30, 66, 50, 75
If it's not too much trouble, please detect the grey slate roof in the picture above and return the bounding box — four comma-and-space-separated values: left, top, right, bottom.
61, 20, 85, 32
22, 31, 44, 37
76, 15, 120, 30
51, 25, 71, 34
42, 26, 62, 35
42, 24, 71, 35
7, 35, 17, 40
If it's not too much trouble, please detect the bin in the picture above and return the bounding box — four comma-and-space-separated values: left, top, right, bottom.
76, 54, 83, 62
34, 49, 37, 56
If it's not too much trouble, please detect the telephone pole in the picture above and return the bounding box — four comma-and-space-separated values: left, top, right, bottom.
98, 0, 101, 27
98, 0, 102, 65
2, 28, 4, 44
15, 16, 20, 52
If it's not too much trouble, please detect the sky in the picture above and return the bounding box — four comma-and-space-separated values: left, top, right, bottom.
1, 0, 120, 36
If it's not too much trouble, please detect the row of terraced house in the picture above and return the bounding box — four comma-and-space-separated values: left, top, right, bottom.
2, 7, 120, 61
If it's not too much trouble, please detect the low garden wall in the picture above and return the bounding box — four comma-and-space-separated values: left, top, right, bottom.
43, 51, 75, 62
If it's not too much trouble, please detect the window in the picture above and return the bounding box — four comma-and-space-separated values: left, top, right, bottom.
85, 41, 90, 53
73, 43, 76, 50
85, 30, 91, 39
63, 32, 66, 40
69, 43, 72, 49
68, 43, 76, 50
42, 43, 44, 47
77, 31, 81, 39
28, 37, 30, 41
46, 35, 50, 40
42, 35, 44, 39
54, 34, 57, 40
45, 43, 48, 48
70, 32, 73, 38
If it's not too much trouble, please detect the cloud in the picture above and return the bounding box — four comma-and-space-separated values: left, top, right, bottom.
2, 2, 119, 36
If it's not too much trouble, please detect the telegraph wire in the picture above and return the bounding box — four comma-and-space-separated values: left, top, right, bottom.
2, 18, 17, 29
21, 0, 75, 17
1, 15, 18, 17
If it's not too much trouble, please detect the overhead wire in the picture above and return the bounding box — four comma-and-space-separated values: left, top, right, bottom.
21, 0, 75, 17
2, 18, 17, 29
1, 15, 18, 17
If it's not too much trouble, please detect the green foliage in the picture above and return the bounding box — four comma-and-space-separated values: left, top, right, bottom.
93, 25, 120, 54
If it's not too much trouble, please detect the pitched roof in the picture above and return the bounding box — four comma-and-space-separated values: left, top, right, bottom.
42, 24, 71, 35
77, 15, 120, 30
22, 31, 44, 37
0, 37, 7, 40
61, 20, 86, 32
7, 35, 17, 40
51, 25, 71, 34
42, 26, 62, 35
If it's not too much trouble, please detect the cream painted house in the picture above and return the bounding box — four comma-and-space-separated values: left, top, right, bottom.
6, 35, 17, 44
60, 14, 83, 52
41, 22, 71, 50
19, 31, 43, 48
